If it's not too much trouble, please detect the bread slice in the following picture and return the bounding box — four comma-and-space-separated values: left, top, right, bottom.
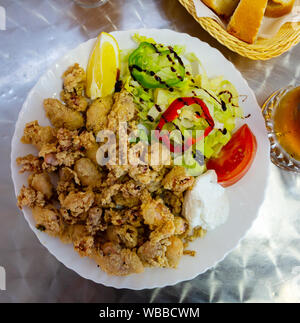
265, 0, 295, 18
201, 0, 240, 18
227, 0, 268, 44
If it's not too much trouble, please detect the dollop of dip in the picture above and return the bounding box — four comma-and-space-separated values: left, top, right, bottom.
183, 170, 229, 232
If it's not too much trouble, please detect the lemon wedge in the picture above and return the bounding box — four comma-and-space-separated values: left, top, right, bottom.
86, 32, 120, 100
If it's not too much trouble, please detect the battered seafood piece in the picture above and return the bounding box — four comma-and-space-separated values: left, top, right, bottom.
16, 62, 203, 277
78, 131, 100, 165
141, 193, 174, 228
86, 207, 107, 234
16, 155, 43, 174
107, 90, 137, 132
106, 225, 138, 248
57, 167, 80, 195
86, 95, 113, 134
32, 205, 61, 237
162, 166, 195, 193
44, 98, 84, 130
60, 64, 88, 112
38, 128, 87, 171
93, 244, 144, 276
173, 216, 188, 236
137, 239, 169, 267
28, 172, 53, 199
74, 158, 102, 187
62, 63, 86, 93
17, 186, 45, 209
59, 190, 94, 218
165, 236, 184, 268
21, 121, 57, 150
163, 191, 184, 216
61, 90, 88, 112
68, 225, 94, 257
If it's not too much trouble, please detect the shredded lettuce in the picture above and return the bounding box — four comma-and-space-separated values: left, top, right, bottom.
132, 33, 186, 56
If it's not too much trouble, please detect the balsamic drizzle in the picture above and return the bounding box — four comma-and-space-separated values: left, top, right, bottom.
219, 90, 233, 103
151, 43, 161, 54
221, 100, 227, 112
155, 104, 162, 112
161, 115, 168, 123
172, 122, 185, 141
114, 80, 123, 93
129, 65, 177, 91
147, 115, 154, 122
176, 98, 190, 106
168, 46, 184, 67
129, 43, 185, 92
201, 88, 222, 105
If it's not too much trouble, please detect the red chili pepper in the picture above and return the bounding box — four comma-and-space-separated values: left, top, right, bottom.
155, 97, 215, 153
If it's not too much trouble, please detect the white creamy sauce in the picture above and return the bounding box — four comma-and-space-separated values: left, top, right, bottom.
183, 170, 229, 231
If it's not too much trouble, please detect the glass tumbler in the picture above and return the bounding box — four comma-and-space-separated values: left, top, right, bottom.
73, 0, 108, 8
262, 85, 300, 173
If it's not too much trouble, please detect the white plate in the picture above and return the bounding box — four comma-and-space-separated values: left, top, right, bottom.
11, 29, 270, 290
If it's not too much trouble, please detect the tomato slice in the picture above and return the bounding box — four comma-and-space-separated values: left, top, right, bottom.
206, 124, 257, 187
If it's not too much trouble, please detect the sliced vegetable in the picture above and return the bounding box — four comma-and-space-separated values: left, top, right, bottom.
155, 97, 215, 153
128, 42, 185, 89
86, 32, 120, 99
206, 124, 257, 187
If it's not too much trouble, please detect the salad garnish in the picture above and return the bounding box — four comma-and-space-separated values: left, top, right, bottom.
155, 97, 215, 153
128, 42, 185, 89
121, 33, 248, 179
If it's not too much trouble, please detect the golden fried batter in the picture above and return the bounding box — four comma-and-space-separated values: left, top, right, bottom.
141, 194, 173, 228
17, 185, 45, 209
165, 236, 183, 268
107, 90, 137, 132
21, 121, 57, 150
62, 63, 86, 93
28, 172, 53, 200
16, 155, 43, 174
79, 131, 99, 165
74, 158, 102, 187
32, 205, 61, 237
93, 246, 144, 276
60, 190, 94, 218
86, 207, 107, 234
16, 63, 202, 277
44, 98, 84, 130
162, 166, 195, 193
137, 239, 169, 268
57, 167, 80, 195
86, 95, 113, 135
106, 225, 139, 249
70, 225, 94, 257
61, 90, 88, 112
60, 63, 88, 112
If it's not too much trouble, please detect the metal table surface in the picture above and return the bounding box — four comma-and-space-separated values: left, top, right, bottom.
0, 0, 300, 303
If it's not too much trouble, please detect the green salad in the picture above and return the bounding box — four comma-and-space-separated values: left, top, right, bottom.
120, 34, 244, 176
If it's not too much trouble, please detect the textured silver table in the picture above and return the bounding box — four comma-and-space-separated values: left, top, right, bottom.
0, 0, 300, 303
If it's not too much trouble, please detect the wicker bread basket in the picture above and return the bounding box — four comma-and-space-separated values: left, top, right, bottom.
179, 0, 300, 60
